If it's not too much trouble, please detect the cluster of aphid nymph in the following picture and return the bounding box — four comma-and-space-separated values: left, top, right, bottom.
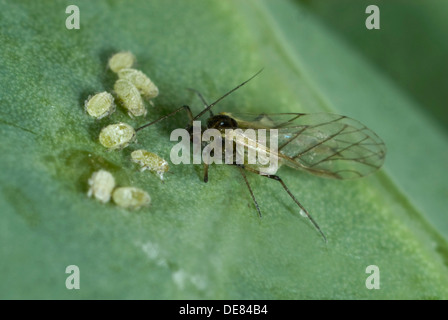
85, 51, 169, 209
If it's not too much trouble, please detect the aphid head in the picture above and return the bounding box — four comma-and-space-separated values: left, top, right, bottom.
206, 114, 237, 130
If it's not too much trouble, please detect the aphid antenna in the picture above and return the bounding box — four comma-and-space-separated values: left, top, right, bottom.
135, 105, 193, 132
192, 68, 264, 121
187, 88, 213, 117
135, 69, 263, 132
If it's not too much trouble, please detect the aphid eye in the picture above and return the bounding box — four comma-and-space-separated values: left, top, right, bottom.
206, 115, 237, 129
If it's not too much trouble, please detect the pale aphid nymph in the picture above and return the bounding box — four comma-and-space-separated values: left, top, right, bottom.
87, 169, 116, 203
85, 91, 115, 119
108, 51, 136, 73
112, 187, 151, 209
99, 122, 136, 150
131, 149, 169, 181
117, 68, 159, 99
114, 79, 147, 117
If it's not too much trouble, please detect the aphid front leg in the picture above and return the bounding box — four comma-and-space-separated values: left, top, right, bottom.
203, 163, 209, 183
240, 165, 327, 243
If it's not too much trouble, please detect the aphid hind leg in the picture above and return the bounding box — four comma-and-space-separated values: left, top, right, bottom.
240, 165, 327, 243
235, 165, 262, 218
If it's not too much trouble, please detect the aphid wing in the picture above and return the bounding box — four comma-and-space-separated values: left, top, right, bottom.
221, 112, 301, 129
227, 112, 386, 179
226, 129, 281, 168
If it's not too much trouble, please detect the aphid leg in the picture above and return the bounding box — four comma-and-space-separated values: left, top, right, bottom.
135, 105, 193, 132
203, 163, 209, 183
202, 153, 210, 183
236, 165, 262, 218
187, 88, 214, 117
241, 166, 327, 243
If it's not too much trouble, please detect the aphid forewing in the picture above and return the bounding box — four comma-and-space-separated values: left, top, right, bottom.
224, 129, 280, 168
225, 112, 386, 179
